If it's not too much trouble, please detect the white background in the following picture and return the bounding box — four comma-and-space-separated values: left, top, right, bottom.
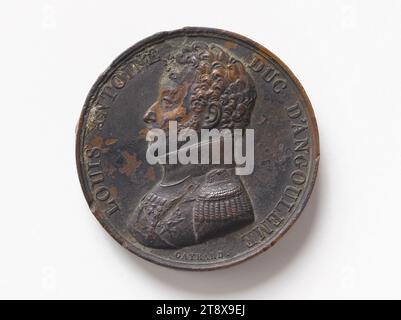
1, 0, 400, 299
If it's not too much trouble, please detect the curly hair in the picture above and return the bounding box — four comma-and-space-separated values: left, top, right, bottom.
168, 41, 256, 130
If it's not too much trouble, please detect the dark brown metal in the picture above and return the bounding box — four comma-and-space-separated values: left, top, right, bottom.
76, 27, 319, 270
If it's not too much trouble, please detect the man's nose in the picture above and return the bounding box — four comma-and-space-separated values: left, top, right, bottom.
143, 109, 156, 123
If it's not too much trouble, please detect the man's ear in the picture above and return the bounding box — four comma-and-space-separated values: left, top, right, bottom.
201, 104, 221, 128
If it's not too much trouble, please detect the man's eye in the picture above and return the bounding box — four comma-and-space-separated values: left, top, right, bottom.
161, 97, 173, 107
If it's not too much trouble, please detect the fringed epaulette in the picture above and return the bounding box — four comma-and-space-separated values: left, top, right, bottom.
193, 169, 253, 242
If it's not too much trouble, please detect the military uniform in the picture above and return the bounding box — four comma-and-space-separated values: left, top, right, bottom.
128, 168, 254, 249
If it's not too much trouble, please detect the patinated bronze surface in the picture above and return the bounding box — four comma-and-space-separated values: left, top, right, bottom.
76, 27, 319, 270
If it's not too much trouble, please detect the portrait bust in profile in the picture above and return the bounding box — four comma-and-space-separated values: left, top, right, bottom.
127, 41, 257, 249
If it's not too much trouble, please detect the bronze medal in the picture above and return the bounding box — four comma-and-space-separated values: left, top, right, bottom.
76, 27, 319, 270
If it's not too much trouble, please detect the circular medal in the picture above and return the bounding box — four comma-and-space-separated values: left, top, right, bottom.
76, 27, 319, 270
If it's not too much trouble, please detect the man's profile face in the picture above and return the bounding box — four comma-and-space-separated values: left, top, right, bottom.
143, 76, 193, 133
142, 45, 256, 145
